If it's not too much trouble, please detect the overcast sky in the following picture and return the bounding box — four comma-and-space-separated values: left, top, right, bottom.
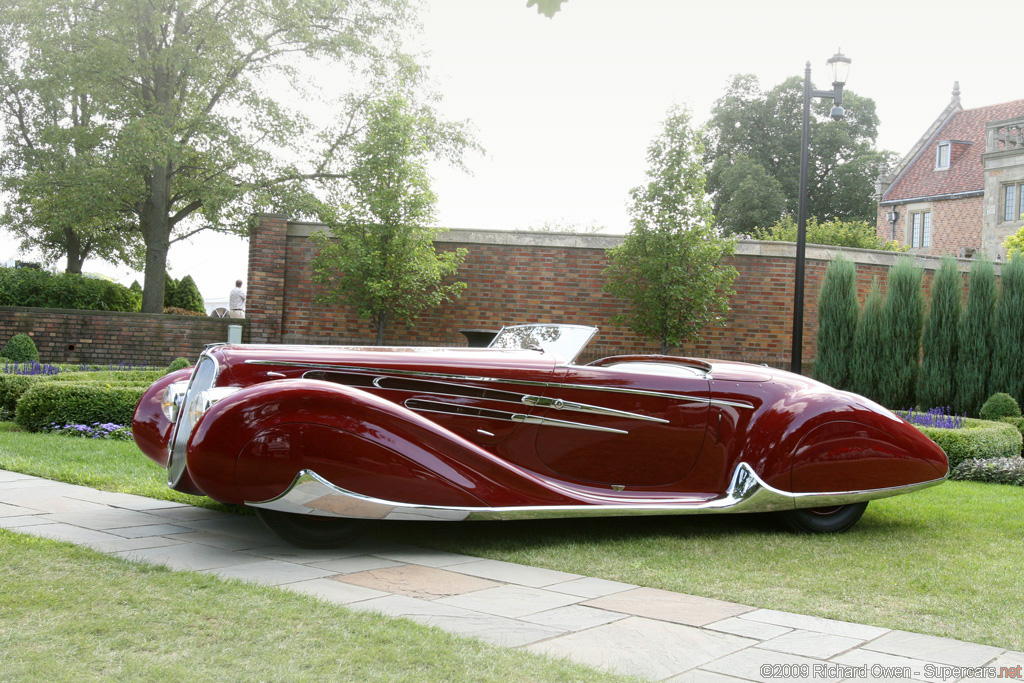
3, 0, 1020, 304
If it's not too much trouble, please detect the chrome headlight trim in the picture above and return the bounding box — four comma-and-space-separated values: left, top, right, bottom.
161, 381, 190, 423
186, 387, 241, 426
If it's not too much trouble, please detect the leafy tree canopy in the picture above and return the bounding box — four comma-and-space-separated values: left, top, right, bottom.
311, 92, 468, 345
604, 105, 737, 354
527, 0, 569, 18
704, 74, 895, 235
0, 0, 475, 312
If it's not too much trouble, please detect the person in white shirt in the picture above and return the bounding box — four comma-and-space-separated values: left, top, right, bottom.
229, 280, 246, 318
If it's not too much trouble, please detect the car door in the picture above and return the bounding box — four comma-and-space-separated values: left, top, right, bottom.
531, 362, 712, 488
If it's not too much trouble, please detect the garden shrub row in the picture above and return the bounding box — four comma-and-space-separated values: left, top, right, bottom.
14, 382, 148, 433
917, 418, 1023, 467
0, 267, 140, 312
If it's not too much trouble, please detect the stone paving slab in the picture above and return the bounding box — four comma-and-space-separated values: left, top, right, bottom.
1, 468, 1020, 683
585, 587, 755, 627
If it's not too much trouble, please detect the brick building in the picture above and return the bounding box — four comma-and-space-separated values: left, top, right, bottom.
875, 84, 1024, 259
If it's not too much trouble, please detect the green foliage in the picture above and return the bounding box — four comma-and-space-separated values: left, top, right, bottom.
918, 257, 962, 411
980, 393, 1022, 421
526, 0, 568, 17
877, 258, 924, 409
850, 278, 884, 401
752, 216, 905, 251
951, 457, 1024, 486
165, 358, 191, 375
814, 255, 858, 389
173, 276, 204, 313
1003, 225, 1024, 258
0, 374, 43, 413
604, 105, 737, 354
917, 418, 1022, 467
311, 93, 469, 345
0, 0, 471, 313
14, 382, 146, 433
1, 333, 39, 363
992, 256, 1024, 407
0, 267, 140, 312
45, 370, 162, 385
956, 259, 997, 417
704, 74, 895, 234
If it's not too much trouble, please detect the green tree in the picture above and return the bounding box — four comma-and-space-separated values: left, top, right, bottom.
311, 93, 467, 346
173, 275, 205, 314
604, 105, 737, 354
753, 216, 904, 251
704, 74, 894, 234
918, 257, 962, 411
851, 278, 883, 402
993, 257, 1024, 407
956, 258, 997, 417
814, 255, 859, 390
877, 258, 924, 409
0, 0, 469, 313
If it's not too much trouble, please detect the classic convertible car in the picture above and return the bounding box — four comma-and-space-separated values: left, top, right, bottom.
133, 324, 948, 547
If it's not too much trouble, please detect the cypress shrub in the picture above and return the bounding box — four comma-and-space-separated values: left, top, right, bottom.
993, 256, 1024, 407
174, 275, 205, 313
956, 258, 997, 417
814, 254, 858, 390
878, 257, 924, 409
919, 257, 962, 411
851, 278, 884, 402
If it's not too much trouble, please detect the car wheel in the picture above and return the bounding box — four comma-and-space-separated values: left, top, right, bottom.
254, 509, 365, 548
781, 502, 868, 533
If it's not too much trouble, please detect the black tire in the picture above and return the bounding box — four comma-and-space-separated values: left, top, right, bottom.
254, 508, 365, 548
781, 502, 868, 533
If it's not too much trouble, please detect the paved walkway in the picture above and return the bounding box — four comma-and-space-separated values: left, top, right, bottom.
1, 468, 1020, 682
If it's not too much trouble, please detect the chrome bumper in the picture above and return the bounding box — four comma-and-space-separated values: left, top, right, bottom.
246, 463, 946, 522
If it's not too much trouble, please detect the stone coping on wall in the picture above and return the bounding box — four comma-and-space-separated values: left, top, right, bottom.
0, 305, 253, 324
285, 221, 985, 273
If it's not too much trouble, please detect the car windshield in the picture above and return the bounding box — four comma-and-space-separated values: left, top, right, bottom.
488, 324, 598, 363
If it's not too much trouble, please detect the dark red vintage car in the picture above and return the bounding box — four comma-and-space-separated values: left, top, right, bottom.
133, 324, 948, 547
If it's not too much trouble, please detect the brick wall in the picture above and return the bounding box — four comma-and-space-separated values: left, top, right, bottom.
876, 196, 983, 256
0, 307, 249, 367
253, 216, 971, 369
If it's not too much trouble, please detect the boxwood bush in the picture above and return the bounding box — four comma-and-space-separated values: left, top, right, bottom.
1, 333, 40, 362
917, 418, 1023, 467
14, 382, 148, 433
46, 370, 164, 384
950, 457, 1024, 486
0, 374, 45, 413
980, 393, 1022, 421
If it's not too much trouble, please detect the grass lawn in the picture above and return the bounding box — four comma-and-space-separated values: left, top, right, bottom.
2, 422, 1022, 651
0, 531, 636, 683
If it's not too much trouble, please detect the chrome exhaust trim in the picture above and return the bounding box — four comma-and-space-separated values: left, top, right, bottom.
246, 463, 946, 522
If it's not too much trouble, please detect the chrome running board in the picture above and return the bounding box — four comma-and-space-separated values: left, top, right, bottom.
246, 463, 946, 522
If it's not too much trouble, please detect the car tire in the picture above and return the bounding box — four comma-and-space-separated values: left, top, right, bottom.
254, 509, 365, 548
781, 502, 868, 533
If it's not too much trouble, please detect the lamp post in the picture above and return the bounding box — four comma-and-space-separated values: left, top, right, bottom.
790, 50, 851, 376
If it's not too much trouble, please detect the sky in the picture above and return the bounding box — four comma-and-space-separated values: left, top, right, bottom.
2, 0, 1021, 305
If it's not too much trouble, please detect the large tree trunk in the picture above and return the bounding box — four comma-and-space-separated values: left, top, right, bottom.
63, 227, 85, 274
140, 164, 172, 313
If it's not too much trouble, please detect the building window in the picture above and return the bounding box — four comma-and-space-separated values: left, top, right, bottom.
909, 211, 931, 248
1004, 182, 1024, 222
936, 142, 951, 169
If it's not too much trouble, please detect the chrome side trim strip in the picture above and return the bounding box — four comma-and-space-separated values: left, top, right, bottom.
246, 463, 946, 521
248, 360, 754, 409
306, 369, 670, 424
404, 399, 629, 434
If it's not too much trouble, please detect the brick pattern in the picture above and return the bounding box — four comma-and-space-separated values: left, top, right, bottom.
246, 214, 289, 344
0, 307, 249, 366
875, 196, 984, 256
252, 217, 956, 368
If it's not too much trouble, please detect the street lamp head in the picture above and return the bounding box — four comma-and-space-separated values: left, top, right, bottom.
830, 105, 846, 122
827, 50, 851, 87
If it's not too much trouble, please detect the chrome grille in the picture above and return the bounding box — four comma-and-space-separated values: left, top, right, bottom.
167, 353, 218, 487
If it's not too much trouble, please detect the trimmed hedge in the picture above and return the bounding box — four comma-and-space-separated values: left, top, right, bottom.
14, 382, 147, 433
46, 370, 164, 384
1, 333, 40, 362
980, 393, 1022, 421
0, 374, 45, 413
950, 457, 1024, 486
917, 418, 1023, 467
0, 267, 140, 312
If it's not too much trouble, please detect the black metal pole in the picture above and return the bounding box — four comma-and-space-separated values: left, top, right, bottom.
791, 62, 812, 376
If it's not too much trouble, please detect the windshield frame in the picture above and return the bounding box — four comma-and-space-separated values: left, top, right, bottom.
487, 324, 598, 364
